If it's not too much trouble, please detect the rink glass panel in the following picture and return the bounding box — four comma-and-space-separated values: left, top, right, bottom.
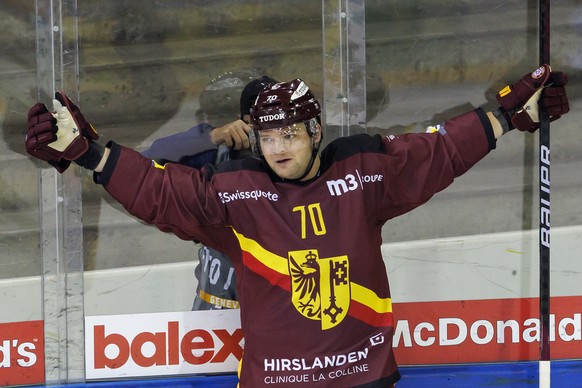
0, 0, 42, 322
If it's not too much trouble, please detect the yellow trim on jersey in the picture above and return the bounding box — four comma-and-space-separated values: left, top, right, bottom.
153, 160, 166, 170
198, 290, 240, 309
351, 283, 392, 313
232, 230, 392, 314
234, 230, 289, 275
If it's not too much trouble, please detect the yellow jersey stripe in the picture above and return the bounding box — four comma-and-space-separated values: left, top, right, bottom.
234, 229, 289, 275
233, 230, 392, 314
351, 283, 392, 314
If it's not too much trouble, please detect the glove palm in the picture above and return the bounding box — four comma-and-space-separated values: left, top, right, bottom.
25, 91, 99, 172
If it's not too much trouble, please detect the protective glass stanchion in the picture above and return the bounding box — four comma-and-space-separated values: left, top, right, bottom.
322, 0, 367, 141
35, 0, 85, 384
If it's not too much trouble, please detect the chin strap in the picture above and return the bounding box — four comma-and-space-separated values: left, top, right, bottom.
294, 142, 321, 182
293, 120, 323, 181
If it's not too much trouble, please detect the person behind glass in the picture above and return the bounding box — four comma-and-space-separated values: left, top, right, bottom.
25, 65, 569, 387
141, 75, 278, 310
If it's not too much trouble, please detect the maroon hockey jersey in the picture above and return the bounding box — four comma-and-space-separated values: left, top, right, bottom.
96, 109, 495, 387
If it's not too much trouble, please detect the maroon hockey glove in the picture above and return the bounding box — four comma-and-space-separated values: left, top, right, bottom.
25, 91, 100, 172
541, 71, 569, 121
496, 65, 570, 133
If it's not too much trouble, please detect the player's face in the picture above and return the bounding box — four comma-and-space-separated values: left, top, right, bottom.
258, 123, 320, 181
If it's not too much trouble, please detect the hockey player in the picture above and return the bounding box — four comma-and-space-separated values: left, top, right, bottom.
141, 75, 277, 310
25, 65, 569, 387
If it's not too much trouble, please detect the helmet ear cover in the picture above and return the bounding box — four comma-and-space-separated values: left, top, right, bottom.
305, 117, 320, 138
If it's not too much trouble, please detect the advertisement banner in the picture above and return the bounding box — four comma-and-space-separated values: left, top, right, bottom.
0, 320, 44, 387
393, 296, 582, 364
85, 310, 243, 379
85, 296, 581, 380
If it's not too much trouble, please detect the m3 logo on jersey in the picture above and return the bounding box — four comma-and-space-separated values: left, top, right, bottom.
326, 170, 384, 197
289, 250, 350, 330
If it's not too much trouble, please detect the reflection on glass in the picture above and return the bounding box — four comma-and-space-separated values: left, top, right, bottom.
0, 0, 42, 323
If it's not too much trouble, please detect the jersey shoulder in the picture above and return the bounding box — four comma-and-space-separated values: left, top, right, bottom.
320, 133, 385, 166
206, 155, 270, 179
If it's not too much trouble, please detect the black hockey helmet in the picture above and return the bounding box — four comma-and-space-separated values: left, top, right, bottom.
240, 76, 279, 118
